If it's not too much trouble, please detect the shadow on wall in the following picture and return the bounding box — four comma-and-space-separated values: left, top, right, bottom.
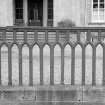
57, 19, 76, 28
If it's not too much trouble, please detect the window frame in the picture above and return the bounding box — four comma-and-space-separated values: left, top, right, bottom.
92, 0, 105, 23
14, 0, 24, 25
48, 0, 53, 26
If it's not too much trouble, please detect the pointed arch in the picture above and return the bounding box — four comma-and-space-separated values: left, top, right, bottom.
43, 44, 50, 84
96, 44, 103, 85
64, 44, 71, 84
1, 45, 8, 86
75, 44, 82, 85
12, 44, 19, 85
22, 44, 29, 86
85, 44, 92, 85
54, 44, 61, 84
33, 44, 40, 85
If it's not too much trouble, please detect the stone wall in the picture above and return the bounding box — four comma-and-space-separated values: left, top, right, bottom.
53, 0, 86, 27
0, 0, 13, 26
0, 86, 104, 105
0, 0, 87, 27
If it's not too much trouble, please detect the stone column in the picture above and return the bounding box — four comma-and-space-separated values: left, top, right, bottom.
43, 0, 48, 27
23, 0, 28, 25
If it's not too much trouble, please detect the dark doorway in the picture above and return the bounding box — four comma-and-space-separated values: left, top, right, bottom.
28, 0, 43, 26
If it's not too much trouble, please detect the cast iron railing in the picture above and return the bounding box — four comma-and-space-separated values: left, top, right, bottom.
0, 27, 105, 86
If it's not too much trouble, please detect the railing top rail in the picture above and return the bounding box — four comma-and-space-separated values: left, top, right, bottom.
0, 26, 104, 31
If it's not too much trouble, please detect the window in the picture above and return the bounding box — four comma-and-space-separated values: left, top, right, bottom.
92, 0, 105, 22
15, 0, 23, 24
48, 0, 53, 26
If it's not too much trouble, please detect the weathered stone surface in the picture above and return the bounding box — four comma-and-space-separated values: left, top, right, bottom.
83, 87, 105, 103
82, 102, 105, 105
0, 86, 104, 105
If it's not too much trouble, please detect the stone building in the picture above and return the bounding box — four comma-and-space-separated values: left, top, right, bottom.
0, 0, 105, 27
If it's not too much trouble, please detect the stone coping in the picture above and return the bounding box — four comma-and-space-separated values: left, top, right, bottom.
0, 85, 104, 91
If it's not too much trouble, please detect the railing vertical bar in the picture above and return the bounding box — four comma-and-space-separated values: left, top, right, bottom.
29, 46, 33, 86
77, 30, 80, 42
2, 30, 6, 42
24, 30, 27, 43
13, 30, 16, 42
61, 47, 64, 85
19, 46, 22, 86
103, 46, 105, 85
40, 46, 43, 85
66, 31, 69, 42
92, 47, 96, 86
0, 47, 1, 85
50, 46, 54, 85
82, 46, 85, 85
98, 30, 101, 42
71, 47, 75, 85
56, 30, 59, 42
8, 45, 12, 85
87, 30, 91, 42
34, 30, 38, 42
45, 30, 48, 42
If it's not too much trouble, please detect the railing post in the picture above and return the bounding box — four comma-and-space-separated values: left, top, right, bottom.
34, 31, 38, 42
24, 30, 27, 43
8, 45, 12, 86
0, 47, 1, 85
92, 46, 96, 86
2, 30, 6, 42
87, 30, 91, 42
45, 30, 48, 42
61, 47, 64, 85
66, 31, 69, 42
13, 30, 16, 43
82, 46, 85, 85
98, 30, 101, 42
50, 46, 54, 85
56, 30, 59, 42
29, 46, 33, 86
71, 46, 75, 85
40, 46, 43, 85
19, 45, 22, 86
77, 30, 80, 42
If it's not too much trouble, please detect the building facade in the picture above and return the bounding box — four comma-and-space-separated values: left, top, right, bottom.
0, 0, 105, 27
